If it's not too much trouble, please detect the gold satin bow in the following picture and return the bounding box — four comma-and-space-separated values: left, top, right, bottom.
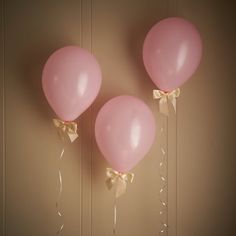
53, 119, 78, 142
153, 88, 180, 116
106, 168, 134, 198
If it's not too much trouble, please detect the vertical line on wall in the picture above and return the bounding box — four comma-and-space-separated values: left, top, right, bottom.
80, 0, 83, 47
1, 0, 6, 235
166, 116, 169, 236
175, 0, 179, 236
175, 103, 178, 236
166, 1, 178, 236
176, 2, 178, 236
79, 1, 83, 235
80, 1, 93, 234
166, 3, 170, 236
175, 2, 178, 236
90, 0, 93, 235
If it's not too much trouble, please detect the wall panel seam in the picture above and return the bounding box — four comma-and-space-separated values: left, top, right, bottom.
90, 1, 93, 236
1, 0, 6, 235
167, 0, 178, 236
80, 1, 83, 236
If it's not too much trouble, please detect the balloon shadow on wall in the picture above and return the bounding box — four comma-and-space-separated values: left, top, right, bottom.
21, 45, 58, 122
18, 44, 69, 230
78, 92, 119, 185
125, 20, 157, 99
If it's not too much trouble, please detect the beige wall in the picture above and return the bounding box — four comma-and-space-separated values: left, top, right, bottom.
1, 0, 236, 236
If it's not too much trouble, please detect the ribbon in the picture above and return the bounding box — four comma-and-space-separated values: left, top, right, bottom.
53, 119, 78, 142
53, 119, 77, 234
56, 147, 64, 235
106, 168, 134, 198
159, 126, 168, 234
153, 88, 180, 116
106, 168, 134, 235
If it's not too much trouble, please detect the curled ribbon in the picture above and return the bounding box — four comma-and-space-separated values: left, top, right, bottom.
56, 147, 64, 235
53, 119, 78, 142
153, 88, 180, 116
106, 168, 134, 198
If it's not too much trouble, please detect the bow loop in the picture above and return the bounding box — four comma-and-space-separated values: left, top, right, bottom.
106, 168, 134, 198
53, 119, 78, 142
153, 88, 180, 116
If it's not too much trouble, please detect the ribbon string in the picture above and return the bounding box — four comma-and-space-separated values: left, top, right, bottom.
105, 168, 134, 234
113, 197, 117, 235
159, 128, 168, 235
56, 146, 65, 235
53, 118, 78, 235
153, 88, 180, 116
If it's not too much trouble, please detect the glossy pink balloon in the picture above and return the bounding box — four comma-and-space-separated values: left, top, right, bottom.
95, 96, 156, 173
42, 46, 102, 121
143, 17, 202, 92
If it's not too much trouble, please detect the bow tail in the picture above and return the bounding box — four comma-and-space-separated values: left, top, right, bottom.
169, 96, 177, 113
106, 178, 115, 190
115, 178, 127, 198
67, 132, 78, 143
159, 97, 169, 116
56, 128, 65, 141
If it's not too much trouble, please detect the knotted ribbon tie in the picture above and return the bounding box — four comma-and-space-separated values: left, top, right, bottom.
106, 168, 134, 198
53, 119, 78, 142
153, 88, 180, 116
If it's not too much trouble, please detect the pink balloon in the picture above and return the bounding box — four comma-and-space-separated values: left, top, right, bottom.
143, 17, 202, 92
95, 96, 156, 173
42, 46, 102, 121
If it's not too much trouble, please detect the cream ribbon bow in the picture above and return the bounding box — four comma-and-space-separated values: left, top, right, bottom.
53, 119, 78, 142
153, 88, 180, 116
106, 168, 134, 198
